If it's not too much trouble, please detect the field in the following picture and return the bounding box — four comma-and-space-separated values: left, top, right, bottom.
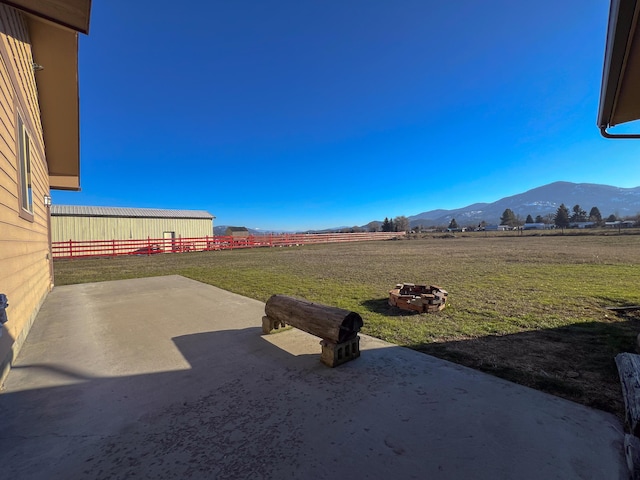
54, 232, 640, 418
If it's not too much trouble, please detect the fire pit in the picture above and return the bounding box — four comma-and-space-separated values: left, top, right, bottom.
389, 283, 448, 313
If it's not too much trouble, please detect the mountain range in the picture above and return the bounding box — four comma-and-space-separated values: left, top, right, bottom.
215, 182, 640, 233
405, 181, 640, 228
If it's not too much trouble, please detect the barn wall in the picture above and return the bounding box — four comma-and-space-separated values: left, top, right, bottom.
0, 6, 52, 382
51, 216, 214, 242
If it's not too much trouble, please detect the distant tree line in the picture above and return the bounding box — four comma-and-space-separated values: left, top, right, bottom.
496, 204, 637, 231
366, 205, 639, 234
551, 204, 606, 231
379, 216, 410, 232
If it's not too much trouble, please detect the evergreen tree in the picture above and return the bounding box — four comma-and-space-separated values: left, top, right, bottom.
535, 215, 544, 223
554, 204, 571, 230
448, 218, 459, 230
381, 217, 391, 232
570, 204, 587, 222
606, 214, 617, 222
525, 214, 534, 223
500, 208, 517, 227
589, 206, 602, 224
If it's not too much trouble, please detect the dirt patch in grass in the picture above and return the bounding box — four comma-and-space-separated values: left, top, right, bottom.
54, 234, 640, 418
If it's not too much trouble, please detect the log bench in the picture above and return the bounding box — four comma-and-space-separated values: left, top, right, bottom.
615, 352, 640, 479
262, 294, 363, 367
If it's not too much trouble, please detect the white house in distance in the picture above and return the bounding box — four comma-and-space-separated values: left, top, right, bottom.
484, 225, 516, 231
522, 223, 554, 230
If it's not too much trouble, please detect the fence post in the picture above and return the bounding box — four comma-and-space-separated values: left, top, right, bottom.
112, 239, 116, 257
69, 239, 73, 259
147, 236, 151, 256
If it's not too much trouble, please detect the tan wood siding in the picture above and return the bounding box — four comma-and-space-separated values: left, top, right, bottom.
52, 216, 214, 242
0, 4, 52, 382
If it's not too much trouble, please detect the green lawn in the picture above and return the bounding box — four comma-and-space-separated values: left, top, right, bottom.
54, 233, 640, 417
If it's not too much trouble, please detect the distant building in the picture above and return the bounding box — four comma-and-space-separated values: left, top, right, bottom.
51, 205, 215, 242
482, 225, 515, 231
605, 220, 635, 228
225, 226, 250, 237
569, 222, 595, 229
523, 223, 547, 230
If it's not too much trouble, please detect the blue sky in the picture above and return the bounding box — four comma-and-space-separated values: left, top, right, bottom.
52, 0, 640, 231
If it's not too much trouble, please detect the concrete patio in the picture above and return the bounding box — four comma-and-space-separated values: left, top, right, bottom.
0, 275, 627, 479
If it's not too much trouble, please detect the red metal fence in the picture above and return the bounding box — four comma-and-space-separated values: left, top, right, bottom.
51, 232, 405, 259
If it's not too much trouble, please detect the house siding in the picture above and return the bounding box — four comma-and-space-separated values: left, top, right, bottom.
52, 216, 214, 242
0, 5, 51, 383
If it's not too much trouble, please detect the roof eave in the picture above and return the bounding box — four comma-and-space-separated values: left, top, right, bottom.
1, 0, 91, 34
28, 15, 81, 190
598, 0, 640, 136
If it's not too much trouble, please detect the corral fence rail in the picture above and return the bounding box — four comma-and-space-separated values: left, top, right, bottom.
51, 232, 405, 259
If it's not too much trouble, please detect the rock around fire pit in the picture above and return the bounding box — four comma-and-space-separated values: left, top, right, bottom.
389, 283, 448, 313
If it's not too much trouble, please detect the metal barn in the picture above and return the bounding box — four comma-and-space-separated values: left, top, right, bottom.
51, 205, 215, 242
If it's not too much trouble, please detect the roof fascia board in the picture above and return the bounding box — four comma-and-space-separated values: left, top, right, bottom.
0, 0, 91, 34
598, 0, 637, 129
28, 15, 81, 190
